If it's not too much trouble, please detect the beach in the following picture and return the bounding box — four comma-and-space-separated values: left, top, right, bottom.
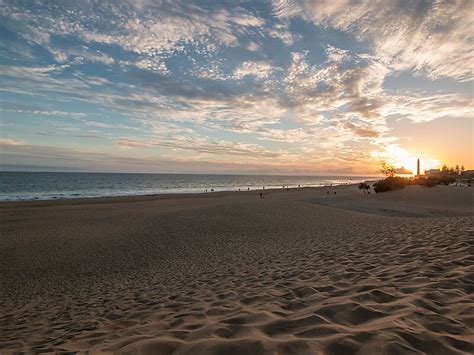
1, 184, 473, 354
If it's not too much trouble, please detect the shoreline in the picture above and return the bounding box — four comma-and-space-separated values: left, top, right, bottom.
0, 181, 376, 207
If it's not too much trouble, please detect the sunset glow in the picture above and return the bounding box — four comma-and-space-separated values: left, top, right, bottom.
372, 146, 441, 176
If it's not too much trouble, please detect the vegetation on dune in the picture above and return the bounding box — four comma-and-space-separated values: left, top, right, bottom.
373, 175, 457, 193
373, 176, 407, 193
373, 161, 464, 193
417, 176, 456, 187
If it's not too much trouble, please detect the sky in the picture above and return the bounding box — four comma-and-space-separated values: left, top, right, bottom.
0, 0, 473, 175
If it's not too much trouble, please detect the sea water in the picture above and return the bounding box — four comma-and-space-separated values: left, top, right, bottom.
0, 172, 375, 201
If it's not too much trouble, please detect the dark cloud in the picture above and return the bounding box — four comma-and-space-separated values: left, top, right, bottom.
343, 122, 380, 138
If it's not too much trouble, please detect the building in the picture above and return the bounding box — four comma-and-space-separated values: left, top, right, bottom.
425, 169, 441, 176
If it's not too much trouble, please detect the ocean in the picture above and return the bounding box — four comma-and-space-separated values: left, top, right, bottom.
0, 172, 376, 201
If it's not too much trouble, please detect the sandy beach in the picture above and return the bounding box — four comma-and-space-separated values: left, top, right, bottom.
1, 184, 473, 354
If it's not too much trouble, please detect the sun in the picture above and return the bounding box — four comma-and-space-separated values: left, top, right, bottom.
373, 146, 441, 175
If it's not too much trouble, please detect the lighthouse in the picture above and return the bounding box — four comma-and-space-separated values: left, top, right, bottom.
417, 159, 420, 177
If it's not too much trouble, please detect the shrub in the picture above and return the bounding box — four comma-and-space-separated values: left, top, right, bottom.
418, 178, 438, 187
373, 176, 457, 193
441, 177, 456, 185
418, 176, 456, 187
373, 177, 407, 193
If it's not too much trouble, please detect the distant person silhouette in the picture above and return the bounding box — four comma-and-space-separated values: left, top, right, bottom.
334, 191, 336, 195
259, 192, 263, 198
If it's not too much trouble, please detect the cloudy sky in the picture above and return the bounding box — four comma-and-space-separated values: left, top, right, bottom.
1, 0, 472, 175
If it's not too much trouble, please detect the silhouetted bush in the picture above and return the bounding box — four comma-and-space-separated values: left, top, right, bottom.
373, 176, 457, 193
442, 177, 456, 185
373, 177, 407, 193
418, 178, 438, 187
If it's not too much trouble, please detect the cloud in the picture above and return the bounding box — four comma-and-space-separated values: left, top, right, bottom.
135, 58, 170, 75
1, 0, 472, 173
267, 24, 295, 45
1, 107, 87, 119
272, 0, 474, 81
116, 139, 155, 148
343, 122, 380, 138
325, 45, 350, 63
116, 137, 281, 159
246, 41, 260, 51
1, 1, 268, 73
381, 93, 474, 123
233, 61, 277, 80
1, 142, 378, 175
271, 0, 302, 19
0, 139, 24, 146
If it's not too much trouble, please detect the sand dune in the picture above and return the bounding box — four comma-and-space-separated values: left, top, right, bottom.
307, 184, 474, 217
1, 185, 473, 354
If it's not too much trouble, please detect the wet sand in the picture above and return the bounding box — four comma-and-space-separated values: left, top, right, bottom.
1, 184, 473, 354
